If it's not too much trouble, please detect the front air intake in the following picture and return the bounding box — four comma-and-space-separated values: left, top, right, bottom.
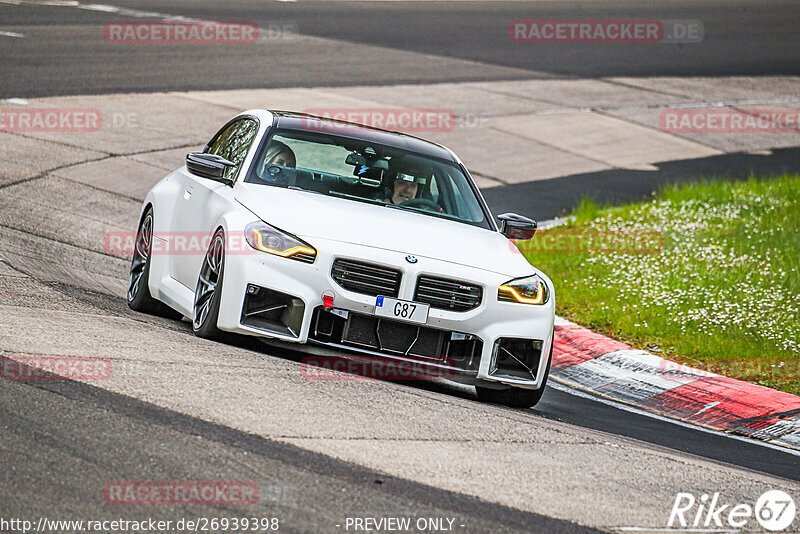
331, 258, 401, 297
490, 338, 543, 380
240, 284, 304, 338
414, 276, 482, 312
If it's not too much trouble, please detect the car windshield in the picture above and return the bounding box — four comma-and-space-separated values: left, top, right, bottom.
244, 128, 491, 229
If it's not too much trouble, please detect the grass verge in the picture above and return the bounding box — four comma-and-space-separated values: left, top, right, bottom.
518, 174, 800, 395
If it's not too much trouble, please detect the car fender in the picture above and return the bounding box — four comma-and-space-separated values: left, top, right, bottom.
213, 204, 265, 331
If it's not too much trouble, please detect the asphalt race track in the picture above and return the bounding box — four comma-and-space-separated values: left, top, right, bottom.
1, 0, 799, 97
1, 364, 598, 534
2, 1, 800, 532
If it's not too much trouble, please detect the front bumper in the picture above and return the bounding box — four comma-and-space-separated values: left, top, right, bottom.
216, 236, 555, 389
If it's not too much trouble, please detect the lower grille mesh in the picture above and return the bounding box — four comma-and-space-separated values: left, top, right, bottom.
309, 308, 482, 372
377, 321, 418, 354
343, 314, 379, 347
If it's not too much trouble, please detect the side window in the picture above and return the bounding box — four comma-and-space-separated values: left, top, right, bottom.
206, 119, 258, 181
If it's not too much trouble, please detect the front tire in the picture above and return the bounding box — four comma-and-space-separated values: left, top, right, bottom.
476, 340, 553, 408
127, 208, 181, 319
192, 229, 226, 340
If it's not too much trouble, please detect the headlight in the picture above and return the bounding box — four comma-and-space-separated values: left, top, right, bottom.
498, 275, 549, 305
244, 221, 316, 262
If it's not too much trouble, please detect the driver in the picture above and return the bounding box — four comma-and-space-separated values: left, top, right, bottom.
384, 169, 426, 205
258, 141, 296, 178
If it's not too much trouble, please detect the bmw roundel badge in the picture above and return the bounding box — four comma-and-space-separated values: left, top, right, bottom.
405, 255, 418, 264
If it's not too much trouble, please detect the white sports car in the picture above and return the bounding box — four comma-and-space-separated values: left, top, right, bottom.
128, 110, 555, 407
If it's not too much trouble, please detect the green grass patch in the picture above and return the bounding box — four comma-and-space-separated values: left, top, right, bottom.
519, 174, 800, 395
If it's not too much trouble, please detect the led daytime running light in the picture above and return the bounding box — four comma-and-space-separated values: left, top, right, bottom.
244, 222, 316, 259
498, 275, 548, 305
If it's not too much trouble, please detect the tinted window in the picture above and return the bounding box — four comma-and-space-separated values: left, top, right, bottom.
206, 118, 258, 181
244, 129, 490, 229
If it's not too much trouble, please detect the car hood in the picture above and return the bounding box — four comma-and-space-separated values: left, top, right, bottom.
235, 183, 534, 277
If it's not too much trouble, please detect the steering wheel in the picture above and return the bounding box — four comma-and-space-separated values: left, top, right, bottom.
400, 198, 442, 212
260, 163, 295, 185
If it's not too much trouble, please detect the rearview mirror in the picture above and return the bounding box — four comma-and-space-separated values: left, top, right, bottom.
498, 213, 537, 240
345, 152, 366, 166
186, 153, 236, 184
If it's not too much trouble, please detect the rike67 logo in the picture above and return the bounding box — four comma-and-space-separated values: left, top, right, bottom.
669, 490, 796, 532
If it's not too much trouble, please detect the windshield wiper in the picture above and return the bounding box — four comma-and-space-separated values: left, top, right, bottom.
385, 203, 466, 223
328, 191, 385, 205
385, 203, 416, 212
287, 185, 323, 195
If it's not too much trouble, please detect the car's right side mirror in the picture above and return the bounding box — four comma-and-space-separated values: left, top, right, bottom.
498, 213, 537, 240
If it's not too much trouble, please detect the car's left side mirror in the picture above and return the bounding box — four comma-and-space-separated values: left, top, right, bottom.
186, 153, 236, 185
498, 213, 537, 240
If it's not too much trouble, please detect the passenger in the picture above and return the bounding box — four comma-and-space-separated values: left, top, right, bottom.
259, 141, 296, 176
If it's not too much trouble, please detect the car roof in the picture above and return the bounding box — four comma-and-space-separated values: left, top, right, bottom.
267, 110, 459, 163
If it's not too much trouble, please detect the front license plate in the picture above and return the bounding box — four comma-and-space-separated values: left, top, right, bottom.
374, 296, 429, 324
